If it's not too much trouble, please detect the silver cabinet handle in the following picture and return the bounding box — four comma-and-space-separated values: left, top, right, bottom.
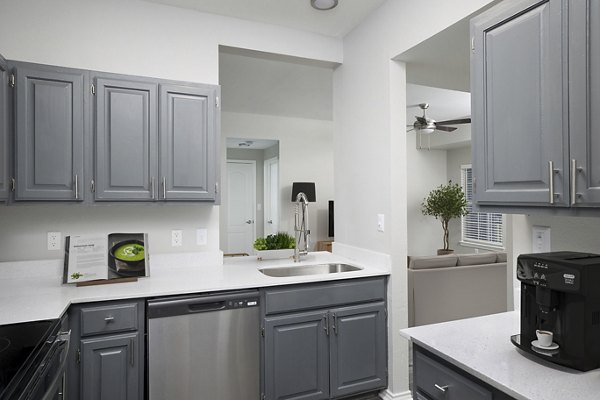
571, 159, 583, 205
74, 174, 79, 200
162, 177, 166, 199
130, 338, 135, 366
435, 384, 448, 393
104, 316, 114, 322
151, 177, 155, 200
331, 313, 337, 335
323, 315, 329, 336
548, 161, 555, 204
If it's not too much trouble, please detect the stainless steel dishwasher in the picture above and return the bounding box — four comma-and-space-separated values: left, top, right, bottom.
147, 290, 260, 400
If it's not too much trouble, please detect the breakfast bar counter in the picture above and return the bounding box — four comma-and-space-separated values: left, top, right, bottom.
401, 312, 600, 400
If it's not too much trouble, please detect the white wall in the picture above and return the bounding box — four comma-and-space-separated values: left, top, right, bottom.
0, 0, 341, 261
334, 1, 496, 396
221, 112, 333, 251
406, 134, 448, 256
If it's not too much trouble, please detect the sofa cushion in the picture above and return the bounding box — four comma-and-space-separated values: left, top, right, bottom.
457, 253, 498, 266
496, 252, 507, 262
409, 254, 458, 270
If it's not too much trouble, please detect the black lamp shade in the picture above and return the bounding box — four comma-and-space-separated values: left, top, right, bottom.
291, 182, 316, 202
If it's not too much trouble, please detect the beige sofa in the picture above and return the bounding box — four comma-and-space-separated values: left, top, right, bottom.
408, 252, 508, 327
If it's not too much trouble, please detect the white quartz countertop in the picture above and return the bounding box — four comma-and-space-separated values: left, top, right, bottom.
401, 312, 600, 400
0, 251, 388, 326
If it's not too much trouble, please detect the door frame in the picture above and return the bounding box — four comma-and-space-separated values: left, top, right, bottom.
226, 159, 257, 253
263, 156, 279, 236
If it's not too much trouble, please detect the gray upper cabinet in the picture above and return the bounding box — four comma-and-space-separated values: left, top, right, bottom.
13, 62, 86, 201
94, 75, 158, 201
329, 302, 387, 398
568, 0, 600, 206
159, 84, 218, 201
0, 54, 8, 201
471, 0, 569, 207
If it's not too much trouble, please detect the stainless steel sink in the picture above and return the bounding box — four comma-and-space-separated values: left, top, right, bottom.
259, 263, 362, 277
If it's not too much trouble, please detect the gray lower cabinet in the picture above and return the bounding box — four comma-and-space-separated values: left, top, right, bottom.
12, 62, 86, 201
94, 75, 158, 201
159, 84, 218, 201
262, 278, 388, 400
80, 333, 140, 400
413, 346, 514, 400
0, 54, 8, 201
66, 299, 144, 400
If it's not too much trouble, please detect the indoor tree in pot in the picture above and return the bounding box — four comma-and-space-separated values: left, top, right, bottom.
421, 181, 468, 255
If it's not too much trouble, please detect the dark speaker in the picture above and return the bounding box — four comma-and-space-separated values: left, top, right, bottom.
328, 200, 334, 238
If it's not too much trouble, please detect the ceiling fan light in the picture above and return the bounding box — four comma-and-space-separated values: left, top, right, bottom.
419, 127, 435, 135
311, 0, 338, 11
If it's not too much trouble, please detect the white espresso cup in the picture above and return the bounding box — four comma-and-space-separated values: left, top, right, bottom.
536, 329, 554, 347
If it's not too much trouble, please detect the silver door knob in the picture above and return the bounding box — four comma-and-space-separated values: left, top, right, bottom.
267, 220, 273, 224
245, 220, 253, 224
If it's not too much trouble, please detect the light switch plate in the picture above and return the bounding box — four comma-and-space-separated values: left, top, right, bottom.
171, 230, 183, 247
377, 214, 385, 232
196, 228, 208, 246
532, 225, 551, 253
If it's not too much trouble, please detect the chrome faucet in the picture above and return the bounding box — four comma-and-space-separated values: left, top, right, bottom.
294, 192, 310, 262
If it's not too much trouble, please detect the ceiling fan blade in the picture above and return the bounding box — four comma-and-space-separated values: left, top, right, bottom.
435, 125, 458, 132
435, 118, 471, 125
406, 127, 416, 132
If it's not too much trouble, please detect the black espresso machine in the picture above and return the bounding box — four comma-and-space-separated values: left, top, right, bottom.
511, 251, 600, 371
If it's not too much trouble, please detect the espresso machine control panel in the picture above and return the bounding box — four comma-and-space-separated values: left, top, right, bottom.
518, 258, 581, 292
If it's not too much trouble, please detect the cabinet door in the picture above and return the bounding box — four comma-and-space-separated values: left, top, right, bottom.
14, 63, 85, 200
329, 302, 387, 398
471, 0, 568, 207
159, 84, 218, 201
95, 76, 158, 201
264, 311, 329, 400
81, 333, 140, 400
569, 0, 600, 206
0, 54, 8, 201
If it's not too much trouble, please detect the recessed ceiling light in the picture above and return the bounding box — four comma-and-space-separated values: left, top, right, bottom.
311, 0, 338, 11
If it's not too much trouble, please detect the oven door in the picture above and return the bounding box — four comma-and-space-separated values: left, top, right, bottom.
17, 331, 71, 400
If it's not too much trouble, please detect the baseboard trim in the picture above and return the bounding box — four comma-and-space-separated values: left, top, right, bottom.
379, 388, 412, 400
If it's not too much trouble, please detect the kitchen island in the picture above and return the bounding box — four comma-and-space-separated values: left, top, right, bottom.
401, 312, 600, 400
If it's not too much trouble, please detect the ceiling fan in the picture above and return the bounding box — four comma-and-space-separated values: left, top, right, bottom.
408, 103, 471, 133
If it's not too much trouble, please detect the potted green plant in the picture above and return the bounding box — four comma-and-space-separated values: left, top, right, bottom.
254, 232, 296, 260
421, 181, 468, 255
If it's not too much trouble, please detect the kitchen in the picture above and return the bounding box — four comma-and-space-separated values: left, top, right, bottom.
1, 0, 600, 400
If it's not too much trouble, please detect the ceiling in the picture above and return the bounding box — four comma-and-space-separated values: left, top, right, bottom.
143, 0, 386, 38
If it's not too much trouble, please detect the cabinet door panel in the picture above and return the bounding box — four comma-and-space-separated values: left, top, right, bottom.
159, 84, 217, 200
95, 77, 157, 201
569, 0, 600, 206
14, 64, 85, 200
471, 0, 568, 206
81, 333, 139, 400
264, 311, 329, 400
329, 302, 387, 398
0, 55, 8, 200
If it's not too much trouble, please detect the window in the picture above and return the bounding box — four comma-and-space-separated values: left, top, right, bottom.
461, 165, 504, 249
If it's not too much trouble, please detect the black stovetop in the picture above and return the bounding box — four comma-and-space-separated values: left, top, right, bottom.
0, 319, 57, 398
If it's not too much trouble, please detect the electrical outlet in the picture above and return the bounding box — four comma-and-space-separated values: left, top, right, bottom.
47, 232, 61, 251
171, 230, 183, 247
196, 228, 208, 246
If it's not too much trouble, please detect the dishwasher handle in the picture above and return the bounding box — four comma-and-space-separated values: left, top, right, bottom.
147, 290, 259, 319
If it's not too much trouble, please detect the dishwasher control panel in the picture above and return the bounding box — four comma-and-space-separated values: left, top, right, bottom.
227, 298, 259, 309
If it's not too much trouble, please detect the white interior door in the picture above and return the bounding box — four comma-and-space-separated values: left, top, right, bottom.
264, 157, 279, 236
226, 160, 256, 254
